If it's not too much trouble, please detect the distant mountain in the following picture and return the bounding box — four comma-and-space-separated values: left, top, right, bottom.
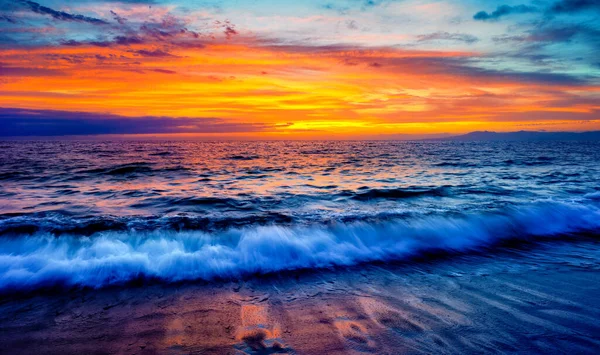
430, 131, 600, 141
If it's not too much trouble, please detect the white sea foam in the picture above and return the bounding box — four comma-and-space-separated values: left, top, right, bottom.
1, 201, 599, 291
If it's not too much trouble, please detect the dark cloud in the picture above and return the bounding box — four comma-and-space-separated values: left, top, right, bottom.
450, 63, 592, 86
528, 24, 600, 43
2, 5, 219, 50
475, 0, 600, 22
361, 0, 384, 8
110, 10, 127, 25
0, 108, 281, 136
492, 23, 600, 51
138, 14, 203, 40
440, 58, 590, 86
0, 65, 65, 77
416, 32, 479, 44
101, 0, 156, 2
257, 42, 596, 86
491, 35, 528, 43
0, 14, 18, 24
338, 55, 594, 86
214, 20, 238, 39
134, 49, 176, 57
115, 36, 145, 45
473, 4, 538, 21
224, 26, 238, 39
61, 40, 112, 47
91, 41, 116, 47
80, 0, 156, 3
42, 53, 87, 64
53, 13, 208, 49
174, 41, 206, 49
60, 39, 83, 46
152, 68, 176, 74
60, 33, 206, 50
18, 0, 108, 25
140, 24, 174, 39
61, 35, 145, 48
323, 0, 387, 13
548, 0, 600, 14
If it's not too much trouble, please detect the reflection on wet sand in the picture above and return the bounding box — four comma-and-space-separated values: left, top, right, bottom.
1, 241, 599, 354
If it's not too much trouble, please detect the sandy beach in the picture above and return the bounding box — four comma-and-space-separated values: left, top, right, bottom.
1, 239, 599, 354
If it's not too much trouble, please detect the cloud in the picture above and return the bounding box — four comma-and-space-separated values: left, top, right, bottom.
528, 24, 600, 43
62, 35, 148, 48
0, 14, 18, 24
475, 0, 600, 22
548, 0, 600, 14
214, 20, 238, 39
115, 36, 145, 45
321, 3, 351, 15
345, 20, 359, 30
110, 10, 127, 25
249, 42, 595, 87
0, 108, 282, 136
1, 2, 224, 51
473, 4, 538, 21
134, 49, 176, 57
152, 68, 176, 74
54, 13, 208, 50
101, 0, 156, 2
224, 25, 238, 39
17, 0, 108, 25
416, 32, 479, 44
60, 33, 206, 50
321, 0, 387, 14
450, 64, 593, 86
340, 55, 594, 86
0, 64, 65, 76
492, 23, 600, 51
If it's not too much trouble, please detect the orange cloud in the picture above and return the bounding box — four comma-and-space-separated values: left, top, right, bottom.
1, 36, 598, 138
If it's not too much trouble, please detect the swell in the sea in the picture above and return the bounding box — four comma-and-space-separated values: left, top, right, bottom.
1, 200, 599, 292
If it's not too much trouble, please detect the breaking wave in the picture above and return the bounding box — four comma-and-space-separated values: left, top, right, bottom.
1, 200, 599, 292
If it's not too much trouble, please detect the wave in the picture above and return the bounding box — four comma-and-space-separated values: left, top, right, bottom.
0, 212, 296, 237
225, 155, 260, 161
77, 163, 190, 177
585, 191, 600, 200
1, 200, 599, 292
349, 187, 449, 201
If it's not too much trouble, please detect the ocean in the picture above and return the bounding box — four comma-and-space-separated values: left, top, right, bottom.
1, 140, 600, 291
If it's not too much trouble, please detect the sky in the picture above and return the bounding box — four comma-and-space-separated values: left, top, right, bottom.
0, 0, 599, 138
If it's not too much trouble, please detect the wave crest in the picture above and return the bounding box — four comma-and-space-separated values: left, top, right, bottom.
1, 201, 599, 291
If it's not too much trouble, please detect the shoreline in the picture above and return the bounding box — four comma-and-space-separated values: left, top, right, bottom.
2, 240, 600, 354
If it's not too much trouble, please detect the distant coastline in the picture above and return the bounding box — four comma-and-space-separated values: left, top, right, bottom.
425, 130, 600, 141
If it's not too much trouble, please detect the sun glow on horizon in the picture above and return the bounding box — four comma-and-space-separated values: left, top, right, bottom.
1, 0, 599, 137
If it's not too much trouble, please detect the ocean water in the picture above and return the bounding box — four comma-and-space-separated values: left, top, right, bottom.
1, 140, 599, 291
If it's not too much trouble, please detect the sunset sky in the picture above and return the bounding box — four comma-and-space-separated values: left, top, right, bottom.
0, 0, 599, 138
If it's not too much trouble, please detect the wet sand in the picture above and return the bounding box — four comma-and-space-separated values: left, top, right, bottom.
1, 241, 600, 354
